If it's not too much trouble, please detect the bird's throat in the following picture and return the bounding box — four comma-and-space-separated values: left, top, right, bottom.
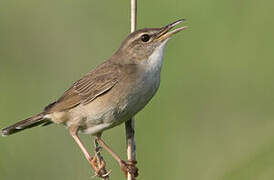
144, 39, 168, 72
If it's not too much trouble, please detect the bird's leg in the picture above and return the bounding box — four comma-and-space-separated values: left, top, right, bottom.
96, 134, 138, 178
69, 126, 107, 177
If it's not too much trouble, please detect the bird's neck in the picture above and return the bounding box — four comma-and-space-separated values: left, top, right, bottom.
142, 40, 168, 73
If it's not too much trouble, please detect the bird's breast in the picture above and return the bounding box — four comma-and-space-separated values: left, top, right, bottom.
119, 42, 167, 118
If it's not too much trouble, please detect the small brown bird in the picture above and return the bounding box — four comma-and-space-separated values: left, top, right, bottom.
2, 19, 186, 178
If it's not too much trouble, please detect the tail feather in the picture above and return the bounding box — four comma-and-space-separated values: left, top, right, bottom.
1, 113, 50, 136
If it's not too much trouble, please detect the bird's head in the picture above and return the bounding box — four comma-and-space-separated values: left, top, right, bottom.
113, 19, 187, 63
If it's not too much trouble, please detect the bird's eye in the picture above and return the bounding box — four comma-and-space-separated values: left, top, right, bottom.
141, 34, 150, 42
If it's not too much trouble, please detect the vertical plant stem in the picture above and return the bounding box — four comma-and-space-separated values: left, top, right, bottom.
94, 138, 110, 180
130, 0, 137, 32
125, 118, 136, 180
126, 1, 137, 180
125, 0, 137, 180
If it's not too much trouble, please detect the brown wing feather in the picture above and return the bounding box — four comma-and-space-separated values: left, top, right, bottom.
45, 61, 122, 113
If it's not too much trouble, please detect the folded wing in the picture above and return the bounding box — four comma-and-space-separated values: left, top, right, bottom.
44, 61, 122, 113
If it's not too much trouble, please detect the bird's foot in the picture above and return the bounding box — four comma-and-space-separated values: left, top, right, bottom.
119, 160, 138, 179
90, 156, 111, 178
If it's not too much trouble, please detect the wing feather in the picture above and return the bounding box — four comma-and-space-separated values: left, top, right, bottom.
44, 61, 121, 113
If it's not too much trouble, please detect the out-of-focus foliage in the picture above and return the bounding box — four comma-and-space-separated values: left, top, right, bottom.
1, 0, 274, 180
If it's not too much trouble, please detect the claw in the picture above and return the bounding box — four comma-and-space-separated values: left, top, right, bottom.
119, 160, 139, 178
101, 169, 112, 177
90, 156, 111, 178
92, 170, 111, 179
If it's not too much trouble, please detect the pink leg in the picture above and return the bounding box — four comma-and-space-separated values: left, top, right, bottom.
96, 135, 138, 178
69, 126, 106, 177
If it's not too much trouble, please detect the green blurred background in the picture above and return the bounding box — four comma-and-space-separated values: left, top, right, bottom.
1, 0, 274, 179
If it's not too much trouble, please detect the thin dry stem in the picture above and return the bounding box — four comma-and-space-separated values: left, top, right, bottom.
126, 1, 138, 180
125, 118, 137, 180
130, 0, 137, 32
94, 138, 110, 180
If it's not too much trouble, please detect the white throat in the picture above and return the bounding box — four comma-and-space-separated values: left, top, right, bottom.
145, 40, 168, 72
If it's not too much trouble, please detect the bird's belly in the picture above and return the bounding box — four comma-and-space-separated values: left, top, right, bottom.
73, 70, 161, 135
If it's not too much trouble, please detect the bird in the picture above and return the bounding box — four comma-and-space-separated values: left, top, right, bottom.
1, 19, 187, 178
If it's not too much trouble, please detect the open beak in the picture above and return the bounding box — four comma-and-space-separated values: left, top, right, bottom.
157, 19, 187, 41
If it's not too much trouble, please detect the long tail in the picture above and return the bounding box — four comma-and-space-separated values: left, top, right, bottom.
1, 113, 51, 136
